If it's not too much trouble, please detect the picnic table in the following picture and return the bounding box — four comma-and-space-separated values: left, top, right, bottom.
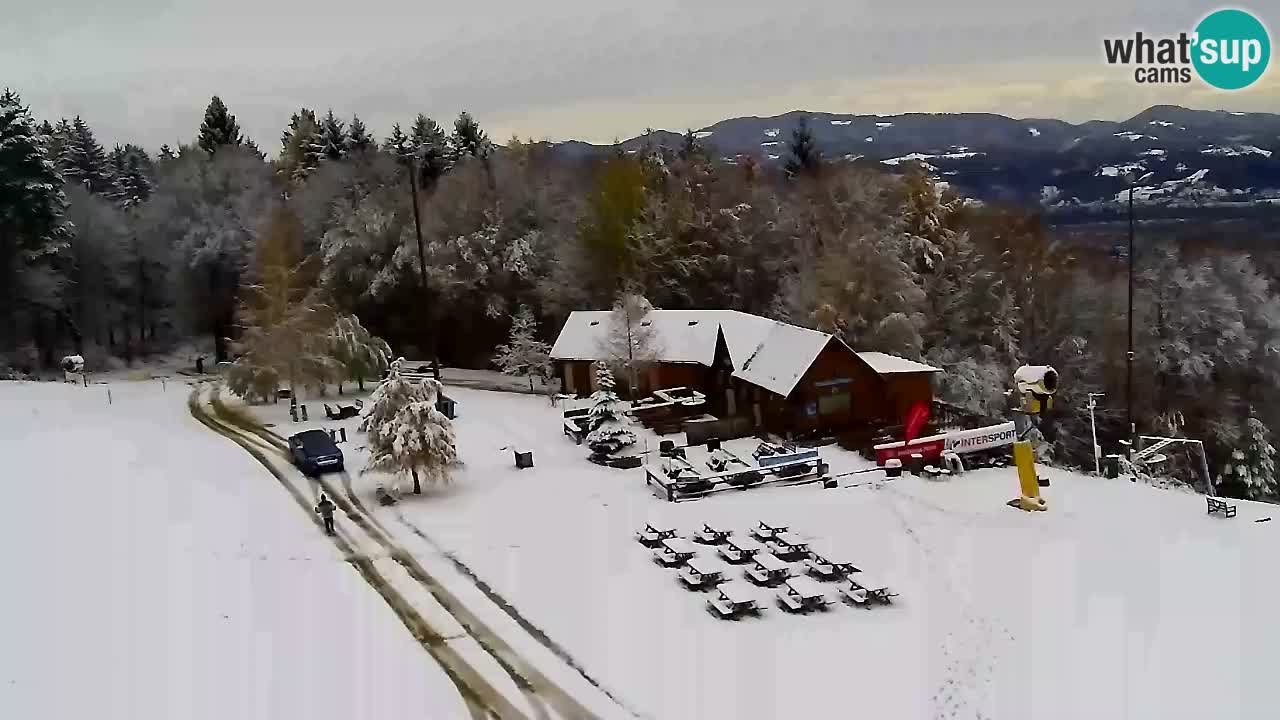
744, 552, 792, 586
751, 521, 789, 542
695, 522, 733, 545
635, 522, 678, 547
653, 538, 699, 567
804, 552, 860, 581
777, 576, 832, 613
767, 531, 811, 561
679, 557, 727, 590
844, 573, 898, 607
717, 536, 763, 564
1207, 496, 1237, 518
706, 581, 762, 620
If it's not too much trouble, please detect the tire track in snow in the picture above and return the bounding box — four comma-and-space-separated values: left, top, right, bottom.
190, 386, 522, 720
879, 487, 1009, 720
204, 385, 608, 720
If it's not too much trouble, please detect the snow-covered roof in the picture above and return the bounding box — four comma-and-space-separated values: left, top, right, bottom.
856, 352, 941, 375
550, 310, 778, 368
733, 323, 841, 397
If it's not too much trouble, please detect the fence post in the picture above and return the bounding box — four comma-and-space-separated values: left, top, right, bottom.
328, 429, 337, 442
300, 405, 308, 421
107, 388, 112, 405
339, 427, 347, 443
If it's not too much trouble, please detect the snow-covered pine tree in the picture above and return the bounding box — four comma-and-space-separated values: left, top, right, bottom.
59, 116, 114, 194
0, 88, 72, 342
382, 122, 409, 160
319, 110, 348, 161
328, 313, 392, 392
410, 114, 451, 188
784, 117, 821, 179
347, 115, 373, 153
279, 109, 324, 183
492, 305, 551, 390
197, 96, 243, 155
450, 111, 491, 159
1219, 413, 1278, 501
107, 144, 153, 208
585, 361, 636, 452
361, 359, 458, 494
158, 144, 175, 161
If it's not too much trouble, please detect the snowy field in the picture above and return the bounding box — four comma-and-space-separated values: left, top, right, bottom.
258, 384, 1280, 720
0, 380, 467, 720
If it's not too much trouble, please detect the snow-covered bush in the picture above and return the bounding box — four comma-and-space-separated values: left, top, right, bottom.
361, 359, 458, 494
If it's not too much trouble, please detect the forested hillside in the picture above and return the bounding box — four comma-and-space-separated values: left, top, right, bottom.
4, 90, 1280, 500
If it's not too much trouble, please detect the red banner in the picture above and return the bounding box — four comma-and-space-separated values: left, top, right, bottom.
903, 401, 930, 443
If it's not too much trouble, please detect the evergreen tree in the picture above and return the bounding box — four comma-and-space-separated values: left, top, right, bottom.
0, 88, 72, 344
492, 305, 552, 390
197, 96, 243, 155
382, 122, 409, 159
107, 144, 153, 208
59, 116, 114, 194
360, 358, 458, 494
784, 116, 822, 179
450, 110, 490, 159
47, 118, 72, 164
158, 144, 176, 161
585, 361, 635, 452
410, 114, 451, 187
279, 109, 323, 183
243, 137, 266, 161
319, 109, 348, 161
347, 115, 373, 153
1219, 413, 1278, 501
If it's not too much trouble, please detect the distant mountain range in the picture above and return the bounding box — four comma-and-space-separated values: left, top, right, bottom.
551, 105, 1280, 211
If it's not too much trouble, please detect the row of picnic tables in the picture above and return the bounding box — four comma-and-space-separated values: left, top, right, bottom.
637, 520, 899, 619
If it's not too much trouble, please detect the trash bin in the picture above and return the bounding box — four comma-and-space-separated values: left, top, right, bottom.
514, 450, 534, 469
706, 438, 722, 452
1104, 455, 1120, 479
884, 458, 903, 478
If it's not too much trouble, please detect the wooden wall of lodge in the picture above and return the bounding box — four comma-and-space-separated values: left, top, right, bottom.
555, 347, 934, 437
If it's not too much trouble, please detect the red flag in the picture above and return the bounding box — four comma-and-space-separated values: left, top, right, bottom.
904, 401, 930, 443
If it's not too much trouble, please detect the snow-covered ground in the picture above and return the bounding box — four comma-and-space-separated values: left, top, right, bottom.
0, 380, 468, 720
254, 384, 1280, 720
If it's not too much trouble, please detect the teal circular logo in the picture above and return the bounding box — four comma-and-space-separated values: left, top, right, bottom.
1193, 9, 1271, 90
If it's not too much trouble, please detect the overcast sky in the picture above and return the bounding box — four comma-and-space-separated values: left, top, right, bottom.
3, 0, 1275, 151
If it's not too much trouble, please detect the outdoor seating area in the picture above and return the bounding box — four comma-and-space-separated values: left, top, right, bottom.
635, 521, 900, 621
323, 398, 363, 420
645, 440, 828, 502
629, 387, 708, 433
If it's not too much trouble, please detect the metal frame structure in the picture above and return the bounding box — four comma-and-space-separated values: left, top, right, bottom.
1124, 435, 1214, 497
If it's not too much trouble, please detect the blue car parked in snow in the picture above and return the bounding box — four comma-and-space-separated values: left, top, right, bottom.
288, 429, 344, 476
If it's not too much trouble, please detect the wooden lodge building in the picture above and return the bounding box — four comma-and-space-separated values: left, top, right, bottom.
550, 309, 941, 438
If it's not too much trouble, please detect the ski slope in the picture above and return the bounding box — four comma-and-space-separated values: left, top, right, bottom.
272, 384, 1280, 720
0, 380, 467, 720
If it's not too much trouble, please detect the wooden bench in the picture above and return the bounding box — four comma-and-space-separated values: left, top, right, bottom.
1207, 497, 1237, 518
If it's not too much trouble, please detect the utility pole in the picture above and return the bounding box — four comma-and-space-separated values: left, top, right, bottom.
1126, 184, 1135, 459
406, 152, 429, 358
1088, 393, 1105, 475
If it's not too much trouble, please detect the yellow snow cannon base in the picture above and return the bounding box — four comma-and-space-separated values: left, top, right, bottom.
1008, 440, 1048, 512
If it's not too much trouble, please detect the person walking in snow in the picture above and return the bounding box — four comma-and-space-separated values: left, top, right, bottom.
315, 494, 336, 535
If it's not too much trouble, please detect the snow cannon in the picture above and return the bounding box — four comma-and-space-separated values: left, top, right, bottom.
1014, 365, 1057, 413
1008, 365, 1057, 513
